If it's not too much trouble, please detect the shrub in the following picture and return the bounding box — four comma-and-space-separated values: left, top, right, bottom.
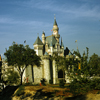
49, 79, 53, 84
15, 85, 25, 96
40, 78, 46, 85
25, 93, 32, 97
93, 79, 100, 90
69, 78, 90, 96
59, 79, 65, 88
23, 82, 33, 86
6, 70, 20, 85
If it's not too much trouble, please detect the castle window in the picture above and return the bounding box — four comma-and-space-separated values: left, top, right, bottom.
58, 69, 65, 78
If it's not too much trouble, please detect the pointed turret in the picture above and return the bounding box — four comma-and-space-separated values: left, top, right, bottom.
61, 37, 64, 48
34, 36, 43, 45
52, 16, 60, 43
53, 18, 57, 26
33, 35, 43, 56
42, 31, 45, 44
53, 17, 59, 35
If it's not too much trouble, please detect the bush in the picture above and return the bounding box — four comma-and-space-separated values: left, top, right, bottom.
69, 77, 100, 96
49, 79, 53, 84
40, 78, 46, 85
69, 78, 90, 96
15, 85, 25, 96
59, 79, 65, 88
91, 78, 100, 90
23, 82, 33, 86
6, 70, 20, 85
25, 93, 32, 97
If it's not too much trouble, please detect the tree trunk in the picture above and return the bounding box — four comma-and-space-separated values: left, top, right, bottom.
20, 72, 23, 85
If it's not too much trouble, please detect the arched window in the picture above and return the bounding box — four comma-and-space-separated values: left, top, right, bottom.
58, 69, 65, 78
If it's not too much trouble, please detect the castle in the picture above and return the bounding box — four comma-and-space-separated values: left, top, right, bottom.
23, 18, 75, 84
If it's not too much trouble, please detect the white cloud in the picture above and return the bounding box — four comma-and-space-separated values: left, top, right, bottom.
25, 0, 100, 19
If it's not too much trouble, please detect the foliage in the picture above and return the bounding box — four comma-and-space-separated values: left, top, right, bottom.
68, 47, 100, 95
90, 78, 100, 90
69, 77, 100, 96
51, 47, 100, 95
89, 53, 100, 76
40, 78, 46, 85
51, 52, 72, 72
73, 48, 100, 76
15, 85, 25, 96
73, 47, 89, 76
49, 79, 53, 84
69, 78, 90, 96
4, 42, 41, 85
59, 79, 65, 88
6, 70, 20, 85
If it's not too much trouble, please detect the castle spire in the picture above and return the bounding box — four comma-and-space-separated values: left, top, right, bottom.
52, 16, 60, 43
53, 16, 58, 33
53, 14, 57, 26
61, 37, 64, 47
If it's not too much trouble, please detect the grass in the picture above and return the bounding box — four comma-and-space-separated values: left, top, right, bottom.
23, 82, 39, 86
48, 83, 69, 88
15, 85, 25, 96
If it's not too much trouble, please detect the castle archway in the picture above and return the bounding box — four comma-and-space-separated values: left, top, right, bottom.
58, 69, 65, 78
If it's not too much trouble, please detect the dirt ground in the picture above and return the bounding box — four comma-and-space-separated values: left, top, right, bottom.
1, 85, 100, 100
12, 85, 100, 100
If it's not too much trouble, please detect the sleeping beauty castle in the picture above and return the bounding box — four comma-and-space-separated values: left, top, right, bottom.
22, 17, 75, 84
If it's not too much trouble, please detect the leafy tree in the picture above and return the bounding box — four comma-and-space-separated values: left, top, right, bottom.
4, 42, 41, 85
6, 70, 20, 84
73, 47, 89, 76
89, 53, 100, 76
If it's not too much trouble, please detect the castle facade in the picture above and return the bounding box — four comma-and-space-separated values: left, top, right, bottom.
23, 18, 74, 84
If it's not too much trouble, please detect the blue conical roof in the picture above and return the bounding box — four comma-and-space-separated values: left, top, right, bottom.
53, 19, 57, 26
44, 52, 48, 55
33, 36, 43, 45
68, 51, 73, 56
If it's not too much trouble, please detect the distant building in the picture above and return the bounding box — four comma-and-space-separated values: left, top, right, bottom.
1, 58, 14, 82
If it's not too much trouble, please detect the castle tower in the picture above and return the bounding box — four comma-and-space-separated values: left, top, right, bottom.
45, 41, 49, 52
33, 36, 43, 56
50, 41, 53, 56
43, 52, 51, 83
42, 31, 45, 44
61, 37, 64, 56
53, 17, 60, 43
53, 59, 58, 84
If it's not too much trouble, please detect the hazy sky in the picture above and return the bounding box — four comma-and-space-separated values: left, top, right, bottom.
0, 0, 100, 58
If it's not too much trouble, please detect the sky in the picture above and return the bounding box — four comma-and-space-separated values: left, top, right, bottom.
0, 0, 100, 58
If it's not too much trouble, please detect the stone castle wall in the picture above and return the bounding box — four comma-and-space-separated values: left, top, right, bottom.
43, 56, 51, 83
34, 65, 43, 83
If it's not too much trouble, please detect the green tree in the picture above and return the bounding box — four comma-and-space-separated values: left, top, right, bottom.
6, 70, 20, 84
89, 53, 100, 76
73, 47, 89, 76
4, 42, 41, 85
